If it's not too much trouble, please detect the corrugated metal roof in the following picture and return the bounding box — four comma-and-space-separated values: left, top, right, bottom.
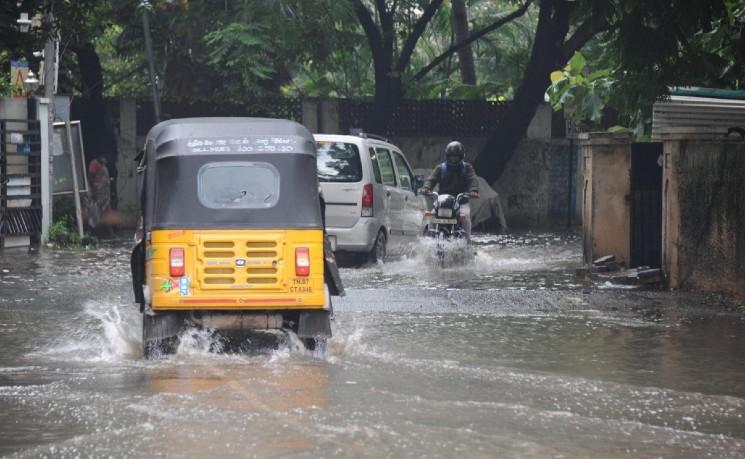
652, 95, 745, 140
670, 87, 745, 100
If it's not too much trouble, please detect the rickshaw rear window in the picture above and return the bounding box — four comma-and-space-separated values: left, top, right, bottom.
316, 142, 362, 182
197, 162, 280, 209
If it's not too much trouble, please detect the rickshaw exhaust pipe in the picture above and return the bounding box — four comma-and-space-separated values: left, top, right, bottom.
190, 313, 283, 331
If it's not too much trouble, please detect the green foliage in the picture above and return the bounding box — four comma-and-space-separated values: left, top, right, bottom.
6, 0, 743, 130
0, 51, 11, 96
547, 51, 615, 123
0, 74, 11, 97
407, 0, 535, 100
95, 24, 148, 98
590, 0, 741, 126
204, 23, 275, 83
49, 216, 81, 247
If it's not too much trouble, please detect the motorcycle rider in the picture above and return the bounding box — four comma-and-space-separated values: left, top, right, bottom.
420, 141, 479, 240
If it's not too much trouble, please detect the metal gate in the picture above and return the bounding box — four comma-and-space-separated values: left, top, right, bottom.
1, 118, 42, 248
630, 143, 663, 268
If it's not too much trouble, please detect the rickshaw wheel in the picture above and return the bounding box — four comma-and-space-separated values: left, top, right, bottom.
143, 336, 179, 360
369, 230, 387, 263
302, 337, 327, 353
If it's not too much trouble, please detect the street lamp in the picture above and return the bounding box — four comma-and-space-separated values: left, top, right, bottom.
23, 69, 40, 93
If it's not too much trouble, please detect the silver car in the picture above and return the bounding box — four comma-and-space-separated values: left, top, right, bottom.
315, 133, 426, 262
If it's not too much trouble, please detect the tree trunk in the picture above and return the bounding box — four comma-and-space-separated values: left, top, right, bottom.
370, 74, 403, 135
369, 5, 401, 136
353, 0, 444, 135
474, 0, 572, 184
71, 43, 119, 209
451, 0, 477, 85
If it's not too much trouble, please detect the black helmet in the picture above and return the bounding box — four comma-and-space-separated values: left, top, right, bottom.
445, 141, 465, 161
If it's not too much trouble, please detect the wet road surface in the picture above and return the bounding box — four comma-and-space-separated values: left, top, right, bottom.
1, 233, 744, 458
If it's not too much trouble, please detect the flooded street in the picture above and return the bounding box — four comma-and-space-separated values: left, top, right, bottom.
1, 234, 745, 458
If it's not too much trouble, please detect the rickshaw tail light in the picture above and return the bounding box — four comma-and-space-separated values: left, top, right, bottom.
170, 248, 185, 277
361, 183, 373, 217
295, 247, 310, 276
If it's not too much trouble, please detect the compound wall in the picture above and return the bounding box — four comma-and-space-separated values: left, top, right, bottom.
662, 137, 745, 298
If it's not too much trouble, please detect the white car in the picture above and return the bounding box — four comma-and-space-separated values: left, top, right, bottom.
315, 133, 426, 262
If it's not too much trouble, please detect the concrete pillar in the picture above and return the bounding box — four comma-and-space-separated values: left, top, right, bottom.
301, 98, 318, 133
319, 99, 341, 134
526, 103, 552, 140
37, 98, 51, 243
658, 130, 745, 295
580, 132, 633, 266
660, 138, 682, 288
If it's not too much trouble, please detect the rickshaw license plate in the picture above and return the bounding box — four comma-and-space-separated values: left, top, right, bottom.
329, 235, 337, 251
431, 218, 457, 225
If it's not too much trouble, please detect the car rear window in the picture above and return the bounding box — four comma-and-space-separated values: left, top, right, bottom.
197, 161, 280, 209
316, 142, 363, 182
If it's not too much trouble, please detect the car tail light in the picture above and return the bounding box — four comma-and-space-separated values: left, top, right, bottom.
361, 183, 373, 217
295, 247, 310, 276
170, 247, 185, 277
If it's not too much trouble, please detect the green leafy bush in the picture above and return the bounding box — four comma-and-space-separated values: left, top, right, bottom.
546, 51, 615, 123
49, 216, 81, 247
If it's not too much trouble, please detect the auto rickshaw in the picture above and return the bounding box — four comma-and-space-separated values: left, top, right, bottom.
130, 117, 344, 359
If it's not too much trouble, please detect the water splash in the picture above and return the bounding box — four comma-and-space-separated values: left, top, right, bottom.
37, 300, 141, 363
341, 232, 582, 290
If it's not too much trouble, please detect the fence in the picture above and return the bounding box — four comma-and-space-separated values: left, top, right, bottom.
0, 118, 43, 247
132, 96, 304, 136
117, 96, 512, 138
338, 98, 510, 136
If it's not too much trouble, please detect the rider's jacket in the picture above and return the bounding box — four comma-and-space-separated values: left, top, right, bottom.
423, 161, 479, 196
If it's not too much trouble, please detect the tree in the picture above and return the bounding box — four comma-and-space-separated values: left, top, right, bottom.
1, 1, 47, 94
473, 0, 603, 183
351, 0, 445, 133
451, 0, 476, 85
47, 1, 119, 195
102, 1, 356, 101
351, 0, 533, 133
474, 0, 734, 184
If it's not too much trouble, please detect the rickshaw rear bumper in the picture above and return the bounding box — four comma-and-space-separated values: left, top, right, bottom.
189, 310, 330, 337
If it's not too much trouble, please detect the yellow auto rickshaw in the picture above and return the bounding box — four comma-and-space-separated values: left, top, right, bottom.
130, 118, 343, 359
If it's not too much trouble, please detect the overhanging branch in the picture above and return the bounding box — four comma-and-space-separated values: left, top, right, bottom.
414, 0, 534, 80
561, 17, 612, 62
351, 0, 383, 56
395, 0, 445, 73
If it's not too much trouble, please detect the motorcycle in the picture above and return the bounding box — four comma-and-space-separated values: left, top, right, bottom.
422, 192, 474, 267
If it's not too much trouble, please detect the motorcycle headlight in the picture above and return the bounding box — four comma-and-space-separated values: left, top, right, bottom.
437, 208, 453, 218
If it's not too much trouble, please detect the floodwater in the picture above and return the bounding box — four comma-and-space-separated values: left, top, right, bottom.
1, 233, 744, 458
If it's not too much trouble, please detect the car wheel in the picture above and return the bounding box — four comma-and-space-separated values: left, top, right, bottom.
369, 229, 387, 263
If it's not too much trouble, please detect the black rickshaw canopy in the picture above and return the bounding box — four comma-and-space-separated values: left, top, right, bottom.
140, 117, 322, 231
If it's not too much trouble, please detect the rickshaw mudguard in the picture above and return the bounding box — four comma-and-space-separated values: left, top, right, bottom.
297, 310, 332, 338
324, 235, 345, 297
131, 240, 145, 306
